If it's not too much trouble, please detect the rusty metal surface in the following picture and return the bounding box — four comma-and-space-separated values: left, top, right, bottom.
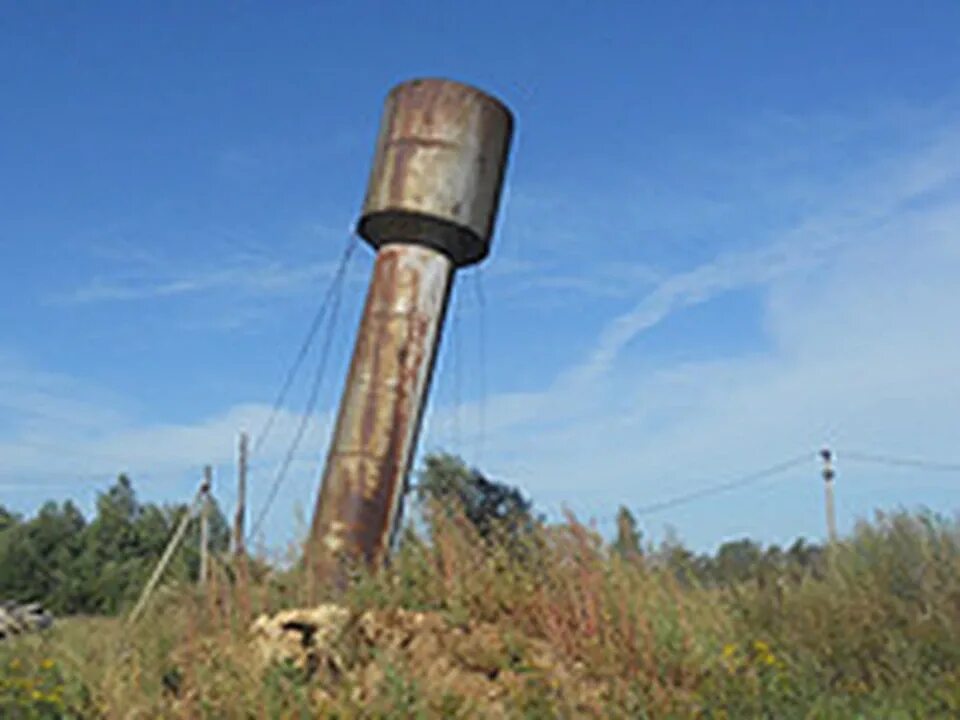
309, 244, 454, 588
358, 78, 514, 267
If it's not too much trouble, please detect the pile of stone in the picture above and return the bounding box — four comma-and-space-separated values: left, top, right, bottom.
0, 601, 54, 640
250, 604, 605, 716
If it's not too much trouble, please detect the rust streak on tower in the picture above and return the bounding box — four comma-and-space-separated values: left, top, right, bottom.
308, 78, 514, 590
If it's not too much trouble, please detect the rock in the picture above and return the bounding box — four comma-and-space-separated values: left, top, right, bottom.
0, 601, 54, 640
250, 603, 351, 674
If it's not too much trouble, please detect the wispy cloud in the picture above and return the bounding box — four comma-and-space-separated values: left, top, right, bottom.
462, 257, 662, 313
425, 109, 960, 548
567, 118, 960, 383
571, 244, 815, 383
51, 258, 344, 305
0, 357, 335, 549
48, 218, 365, 310
9, 104, 960, 553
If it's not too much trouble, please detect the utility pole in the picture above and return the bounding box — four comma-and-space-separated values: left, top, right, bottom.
233, 432, 248, 557
199, 465, 212, 589
821, 448, 838, 543
308, 78, 514, 591
128, 481, 204, 625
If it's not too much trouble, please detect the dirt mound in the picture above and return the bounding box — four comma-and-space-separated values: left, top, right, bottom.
251, 604, 605, 716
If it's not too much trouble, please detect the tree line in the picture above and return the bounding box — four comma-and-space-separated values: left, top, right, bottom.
1, 453, 828, 616
412, 453, 828, 588
0, 475, 229, 615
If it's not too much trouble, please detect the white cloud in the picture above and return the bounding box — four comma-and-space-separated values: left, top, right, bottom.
47, 220, 368, 310
7, 106, 960, 554
0, 355, 334, 546
433, 114, 960, 548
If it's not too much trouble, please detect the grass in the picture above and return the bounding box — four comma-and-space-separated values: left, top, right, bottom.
2, 507, 960, 718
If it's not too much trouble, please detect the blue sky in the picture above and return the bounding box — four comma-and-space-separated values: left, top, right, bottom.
3, 2, 960, 552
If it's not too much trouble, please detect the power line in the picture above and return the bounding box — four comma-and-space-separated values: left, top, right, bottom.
842, 451, 960, 473
628, 453, 813, 518
413, 452, 811, 527
251, 234, 358, 457
247, 248, 350, 543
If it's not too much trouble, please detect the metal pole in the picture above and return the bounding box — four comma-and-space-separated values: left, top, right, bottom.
308, 78, 514, 590
199, 465, 212, 588
234, 432, 248, 557
821, 448, 838, 543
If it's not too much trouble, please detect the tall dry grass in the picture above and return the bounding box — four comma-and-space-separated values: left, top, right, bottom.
2, 506, 960, 718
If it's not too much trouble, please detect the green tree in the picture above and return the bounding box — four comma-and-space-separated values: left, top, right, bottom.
0, 500, 86, 611
0, 475, 232, 616
0, 506, 19, 533
712, 538, 764, 584
74, 475, 151, 613
612, 505, 643, 562
416, 453, 538, 551
784, 537, 825, 580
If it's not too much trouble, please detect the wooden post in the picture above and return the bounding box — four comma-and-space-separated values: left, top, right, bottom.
200, 465, 212, 589
821, 448, 838, 543
233, 433, 248, 557
127, 485, 203, 625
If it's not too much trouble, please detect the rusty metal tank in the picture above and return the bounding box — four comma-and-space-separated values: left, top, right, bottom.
357, 78, 514, 267
309, 78, 515, 593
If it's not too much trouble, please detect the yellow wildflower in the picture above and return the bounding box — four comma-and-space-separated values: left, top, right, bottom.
750, 639, 777, 667
722, 643, 737, 659
40, 658, 55, 670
